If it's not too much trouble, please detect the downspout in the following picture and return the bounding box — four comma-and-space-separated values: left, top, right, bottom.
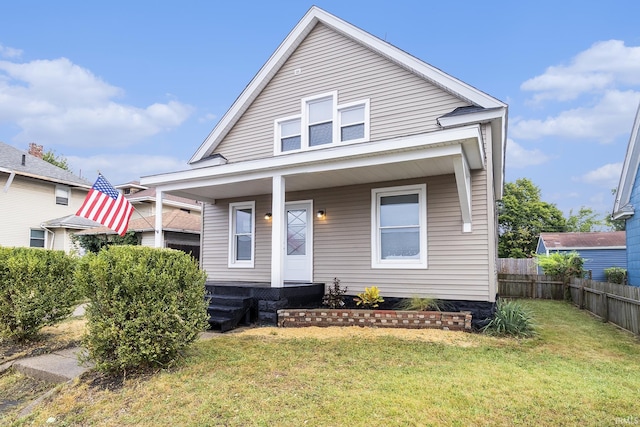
40, 224, 55, 250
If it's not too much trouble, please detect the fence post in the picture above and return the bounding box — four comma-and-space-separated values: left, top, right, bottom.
579, 281, 585, 310
530, 278, 535, 299
602, 292, 608, 323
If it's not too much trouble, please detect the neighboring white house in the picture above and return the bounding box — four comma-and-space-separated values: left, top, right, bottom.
0, 142, 92, 252
141, 7, 507, 320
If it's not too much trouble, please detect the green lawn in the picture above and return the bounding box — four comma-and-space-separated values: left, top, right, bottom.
6, 300, 640, 426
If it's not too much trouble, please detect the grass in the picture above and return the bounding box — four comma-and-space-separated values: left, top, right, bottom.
4, 300, 640, 426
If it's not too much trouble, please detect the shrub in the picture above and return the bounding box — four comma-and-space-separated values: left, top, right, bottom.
482, 299, 536, 338
396, 296, 442, 311
604, 267, 626, 284
76, 246, 208, 373
354, 286, 384, 309
535, 251, 585, 280
322, 278, 348, 309
0, 247, 78, 342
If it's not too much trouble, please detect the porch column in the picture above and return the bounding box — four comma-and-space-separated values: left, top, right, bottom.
154, 188, 164, 248
271, 175, 285, 288
453, 152, 472, 233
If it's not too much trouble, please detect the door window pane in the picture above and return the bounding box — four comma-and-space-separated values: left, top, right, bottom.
287, 209, 306, 255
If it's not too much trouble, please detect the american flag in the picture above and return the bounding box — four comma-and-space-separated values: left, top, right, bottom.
76, 174, 134, 236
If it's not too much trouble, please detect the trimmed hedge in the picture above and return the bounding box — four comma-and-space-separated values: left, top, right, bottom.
0, 247, 78, 341
76, 246, 208, 372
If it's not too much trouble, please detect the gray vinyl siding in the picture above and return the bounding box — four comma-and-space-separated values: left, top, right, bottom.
214, 23, 469, 163
201, 173, 491, 300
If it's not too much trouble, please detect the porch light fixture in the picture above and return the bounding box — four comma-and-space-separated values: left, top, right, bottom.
264, 213, 272, 220
316, 209, 326, 219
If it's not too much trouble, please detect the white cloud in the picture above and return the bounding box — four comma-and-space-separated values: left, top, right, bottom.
574, 162, 622, 189
521, 40, 640, 102
67, 154, 188, 185
511, 90, 640, 142
0, 56, 193, 147
505, 138, 550, 168
198, 113, 218, 123
0, 44, 22, 58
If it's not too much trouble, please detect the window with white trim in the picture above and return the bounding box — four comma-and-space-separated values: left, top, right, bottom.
228, 201, 255, 268
274, 91, 369, 154
371, 184, 427, 269
55, 185, 70, 206
30, 229, 45, 248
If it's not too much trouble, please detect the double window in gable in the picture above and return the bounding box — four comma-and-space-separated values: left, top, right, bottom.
275, 91, 369, 154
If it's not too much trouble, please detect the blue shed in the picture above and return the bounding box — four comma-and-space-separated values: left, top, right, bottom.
536, 232, 627, 282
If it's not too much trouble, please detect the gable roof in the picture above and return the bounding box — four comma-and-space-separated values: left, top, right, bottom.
189, 6, 507, 165
539, 232, 626, 250
75, 210, 200, 235
0, 142, 91, 188
613, 102, 640, 219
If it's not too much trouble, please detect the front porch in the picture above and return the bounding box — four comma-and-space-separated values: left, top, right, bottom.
205, 281, 325, 331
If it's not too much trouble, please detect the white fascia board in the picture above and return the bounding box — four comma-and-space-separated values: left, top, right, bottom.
188, 6, 505, 164
7, 170, 91, 189
145, 125, 482, 189
613, 102, 640, 214
437, 108, 506, 128
549, 246, 627, 251
128, 196, 201, 211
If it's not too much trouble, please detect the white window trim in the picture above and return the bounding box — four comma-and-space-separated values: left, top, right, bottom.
55, 185, 70, 206
338, 99, 370, 143
228, 201, 255, 268
29, 228, 46, 248
274, 91, 370, 155
371, 184, 427, 269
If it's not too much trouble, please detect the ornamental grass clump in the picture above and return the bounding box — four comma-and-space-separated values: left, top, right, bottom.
0, 247, 79, 342
483, 299, 537, 338
396, 296, 442, 312
75, 246, 208, 373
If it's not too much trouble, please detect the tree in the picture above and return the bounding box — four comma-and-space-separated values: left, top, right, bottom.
498, 178, 566, 258
565, 207, 603, 232
72, 231, 139, 254
42, 149, 71, 171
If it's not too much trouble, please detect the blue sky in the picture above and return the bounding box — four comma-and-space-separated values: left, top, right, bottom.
1, 1, 640, 221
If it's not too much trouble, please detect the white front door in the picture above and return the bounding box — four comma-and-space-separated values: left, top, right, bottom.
283, 201, 313, 282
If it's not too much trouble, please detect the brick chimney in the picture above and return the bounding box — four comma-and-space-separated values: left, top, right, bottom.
28, 143, 43, 158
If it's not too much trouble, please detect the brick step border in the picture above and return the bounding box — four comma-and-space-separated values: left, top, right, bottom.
277, 309, 472, 331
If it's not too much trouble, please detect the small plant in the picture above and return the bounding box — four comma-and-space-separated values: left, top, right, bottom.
482, 299, 536, 338
354, 286, 384, 309
604, 267, 626, 284
322, 278, 348, 308
396, 296, 441, 311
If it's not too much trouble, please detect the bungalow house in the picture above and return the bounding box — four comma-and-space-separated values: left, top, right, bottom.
613, 102, 640, 286
536, 232, 626, 282
141, 7, 508, 327
0, 142, 92, 252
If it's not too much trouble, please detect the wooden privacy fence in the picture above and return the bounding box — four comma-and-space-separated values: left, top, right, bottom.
498, 258, 537, 274
498, 273, 640, 336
